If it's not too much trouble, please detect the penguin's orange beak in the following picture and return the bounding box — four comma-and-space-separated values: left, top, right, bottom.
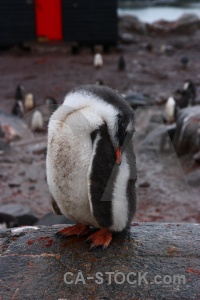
116, 147, 122, 165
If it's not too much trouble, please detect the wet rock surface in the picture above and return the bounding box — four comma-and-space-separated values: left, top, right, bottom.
0, 223, 199, 300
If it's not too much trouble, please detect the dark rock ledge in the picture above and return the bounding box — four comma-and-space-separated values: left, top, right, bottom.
0, 223, 199, 300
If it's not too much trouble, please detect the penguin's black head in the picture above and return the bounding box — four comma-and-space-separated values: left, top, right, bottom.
114, 113, 134, 165
15, 84, 24, 100
116, 113, 134, 148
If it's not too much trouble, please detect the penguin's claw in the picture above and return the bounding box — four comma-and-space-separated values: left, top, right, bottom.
86, 228, 112, 250
55, 224, 90, 238
89, 243, 98, 251
55, 232, 68, 239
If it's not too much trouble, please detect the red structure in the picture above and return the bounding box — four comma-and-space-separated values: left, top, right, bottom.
35, 0, 63, 41
0, 0, 117, 47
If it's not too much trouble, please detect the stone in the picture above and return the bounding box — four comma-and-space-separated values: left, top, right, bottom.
147, 19, 173, 34
0, 204, 38, 226
193, 151, 200, 163
118, 15, 147, 35
0, 109, 33, 141
0, 223, 199, 299
29, 185, 35, 190
139, 181, 150, 188
20, 156, 33, 164
173, 106, 200, 155
149, 112, 166, 124
147, 13, 200, 35
118, 32, 138, 44
34, 212, 76, 226
8, 183, 21, 188
26, 141, 47, 155
124, 92, 153, 109
172, 13, 200, 34
186, 169, 200, 187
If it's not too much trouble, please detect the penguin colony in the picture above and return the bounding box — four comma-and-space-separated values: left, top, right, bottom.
11, 84, 57, 132
46, 85, 137, 250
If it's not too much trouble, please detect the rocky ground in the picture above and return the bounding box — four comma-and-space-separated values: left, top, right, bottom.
0, 19, 200, 224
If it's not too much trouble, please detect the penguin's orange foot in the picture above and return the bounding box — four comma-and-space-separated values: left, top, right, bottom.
55, 223, 90, 238
86, 228, 112, 251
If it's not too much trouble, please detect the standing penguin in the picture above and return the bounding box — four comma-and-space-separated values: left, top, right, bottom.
46, 85, 137, 250
94, 53, 103, 68
31, 110, 43, 132
12, 101, 24, 118
11, 84, 24, 118
118, 55, 126, 71
183, 80, 196, 106
165, 96, 177, 124
25, 93, 35, 111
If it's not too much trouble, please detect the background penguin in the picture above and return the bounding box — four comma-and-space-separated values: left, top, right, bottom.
45, 96, 59, 114
183, 80, 196, 105
173, 89, 189, 109
11, 84, 24, 118
11, 100, 24, 118
25, 93, 35, 111
31, 110, 43, 132
118, 55, 126, 71
165, 96, 177, 124
165, 84, 194, 124
94, 53, 103, 68
46, 85, 137, 250
15, 84, 24, 101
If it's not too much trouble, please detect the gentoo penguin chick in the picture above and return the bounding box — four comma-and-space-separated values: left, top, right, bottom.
11, 100, 24, 118
183, 80, 196, 106
94, 53, 103, 68
31, 110, 43, 132
165, 96, 177, 124
47, 85, 137, 250
45, 96, 59, 114
118, 55, 126, 71
25, 93, 35, 111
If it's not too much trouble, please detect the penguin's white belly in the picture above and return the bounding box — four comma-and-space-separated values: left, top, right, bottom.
46, 107, 103, 226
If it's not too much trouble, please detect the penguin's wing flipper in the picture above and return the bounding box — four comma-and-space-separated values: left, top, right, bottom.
88, 123, 117, 228
50, 194, 62, 215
